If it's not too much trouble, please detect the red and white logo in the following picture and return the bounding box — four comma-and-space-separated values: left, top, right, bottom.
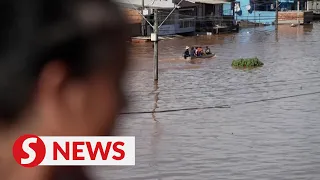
13, 135, 135, 167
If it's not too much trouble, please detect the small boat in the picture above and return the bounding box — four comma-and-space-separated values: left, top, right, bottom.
186, 53, 215, 60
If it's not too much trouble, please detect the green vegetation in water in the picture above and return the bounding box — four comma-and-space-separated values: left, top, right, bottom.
231, 57, 264, 68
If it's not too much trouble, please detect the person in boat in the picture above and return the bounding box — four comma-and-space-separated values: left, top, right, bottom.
197, 47, 203, 56
190, 47, 196, 57
205, 46, 212, 55
194, 47, 198, 57
183, 46, 190, 59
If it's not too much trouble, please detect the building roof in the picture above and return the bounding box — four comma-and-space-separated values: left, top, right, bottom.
115, 0, 233, 9
115, 0, 176, 9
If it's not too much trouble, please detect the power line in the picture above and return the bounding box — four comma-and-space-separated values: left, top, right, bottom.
126, 80, 320, 104
120, 90, 320, 115
121, 105, 231, 115
125, 76, 320, 94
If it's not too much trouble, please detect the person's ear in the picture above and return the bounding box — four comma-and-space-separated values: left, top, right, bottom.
36, 61, 68, 135
36, 61, 88, 135
37, 61, 67, 107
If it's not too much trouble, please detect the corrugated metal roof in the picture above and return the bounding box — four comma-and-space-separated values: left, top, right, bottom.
115, 0, 176, 9
116, 0, 233, 9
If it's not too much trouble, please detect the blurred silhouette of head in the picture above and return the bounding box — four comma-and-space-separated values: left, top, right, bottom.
0, 0, 128, 179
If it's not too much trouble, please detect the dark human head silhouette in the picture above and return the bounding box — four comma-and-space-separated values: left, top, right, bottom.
0, 0, 128, 180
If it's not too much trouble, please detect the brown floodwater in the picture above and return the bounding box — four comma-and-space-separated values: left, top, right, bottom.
93, 23, 320, 180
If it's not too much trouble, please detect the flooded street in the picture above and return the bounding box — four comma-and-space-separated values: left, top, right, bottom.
94, 23, 320, 180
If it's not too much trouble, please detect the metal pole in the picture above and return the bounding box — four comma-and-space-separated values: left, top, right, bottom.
254, 3, 256, 24
153, 9, 158, 81
304, 1, 308, 11
259, 13, 260, 23
276, 0, 279, 30
141, 0, 145, 36
297, 0, 300, 24
232, 2, 235, 18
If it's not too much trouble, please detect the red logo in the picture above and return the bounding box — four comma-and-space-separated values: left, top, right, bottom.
12, 134, 46, 168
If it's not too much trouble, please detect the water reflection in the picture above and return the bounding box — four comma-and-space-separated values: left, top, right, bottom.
187, 59, 203, 64
151, 81, 159, 122
150, 81, 162, 178
303, 24, 313, 32
275, 27, 279, 42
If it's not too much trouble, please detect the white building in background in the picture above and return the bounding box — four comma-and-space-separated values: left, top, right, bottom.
115, 0, 233, 36
115, 0, 197, 36
307, 0, 320, 11
306, 0, 320, 20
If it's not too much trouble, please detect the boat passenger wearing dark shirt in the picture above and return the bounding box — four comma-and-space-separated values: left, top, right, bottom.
190, 47, 196, 57
205, 46, 212, 54
183, 46, 190, 59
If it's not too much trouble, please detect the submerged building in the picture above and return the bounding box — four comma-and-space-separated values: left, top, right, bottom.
116, 0, 236, 36
223, 0, 313, 25
223, 0, 276, 25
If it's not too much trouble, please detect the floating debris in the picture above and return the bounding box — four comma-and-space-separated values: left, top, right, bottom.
231, 57, 264, 68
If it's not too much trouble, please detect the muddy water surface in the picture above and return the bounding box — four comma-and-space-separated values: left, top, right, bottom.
93, 24, 320, 180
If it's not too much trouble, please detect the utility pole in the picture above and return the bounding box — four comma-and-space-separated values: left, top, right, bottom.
141, 0, 145, 36
297, 0, 300, 24
232, 1, 235, 18
254, 3, 256, 25
153, 9, 158, 81
276, 0, 279, 30
127, 0, 183, 81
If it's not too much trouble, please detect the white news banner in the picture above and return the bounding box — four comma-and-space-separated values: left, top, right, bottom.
14, 135, 135, 167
